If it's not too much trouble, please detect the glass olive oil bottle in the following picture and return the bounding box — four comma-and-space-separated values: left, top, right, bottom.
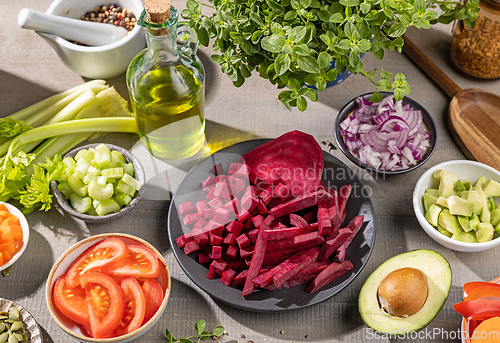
126, 0, 205, 160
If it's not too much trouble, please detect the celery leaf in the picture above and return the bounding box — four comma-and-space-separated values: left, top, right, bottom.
16, 155, 65, 214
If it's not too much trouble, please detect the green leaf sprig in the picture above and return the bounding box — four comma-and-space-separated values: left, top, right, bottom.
166, 320, 225, 343
182, 0, 479, 111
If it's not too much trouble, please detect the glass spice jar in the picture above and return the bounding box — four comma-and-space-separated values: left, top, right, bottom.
450, 0, 500, 78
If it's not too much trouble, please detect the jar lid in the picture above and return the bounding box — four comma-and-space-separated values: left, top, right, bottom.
144, 0, 171, 23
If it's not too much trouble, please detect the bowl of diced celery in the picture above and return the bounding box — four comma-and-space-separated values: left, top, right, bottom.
413, 160, 500, 252
51, 143, 145, 223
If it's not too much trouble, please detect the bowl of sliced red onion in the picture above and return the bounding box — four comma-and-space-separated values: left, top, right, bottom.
334, 92, 437, 174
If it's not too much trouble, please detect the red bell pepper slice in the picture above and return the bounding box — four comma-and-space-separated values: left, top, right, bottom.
465, 283, 500, 301
463, 281, 500, 299
454, 300, 500, 321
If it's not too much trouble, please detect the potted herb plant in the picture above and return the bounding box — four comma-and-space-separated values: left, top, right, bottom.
182, 0, 479, 111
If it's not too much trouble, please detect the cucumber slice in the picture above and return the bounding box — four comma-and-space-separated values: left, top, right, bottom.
68, 173, 88, 197
95, 199, 121, 216
88, 181, 114, 201
101, 167, 124, 179
70, 194, 92, 213
121, 173, 142, 190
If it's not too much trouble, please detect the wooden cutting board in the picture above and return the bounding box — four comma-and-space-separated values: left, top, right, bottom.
402, 34, 500, 171
448, 88, 500, 170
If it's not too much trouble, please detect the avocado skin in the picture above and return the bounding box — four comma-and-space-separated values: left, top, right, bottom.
358, 249, 452, 335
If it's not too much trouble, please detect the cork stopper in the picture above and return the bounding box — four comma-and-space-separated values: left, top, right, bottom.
144, 0, 171, 23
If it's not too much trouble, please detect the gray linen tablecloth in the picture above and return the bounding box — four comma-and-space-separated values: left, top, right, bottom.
1, 1, 500, 342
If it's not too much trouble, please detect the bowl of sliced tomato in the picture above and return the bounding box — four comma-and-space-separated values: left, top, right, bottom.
0, 202, 30, 273
457, 277, 500, 343
45, 233, 170, 343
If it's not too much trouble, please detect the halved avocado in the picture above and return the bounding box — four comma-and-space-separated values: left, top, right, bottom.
358, 249, 452, 334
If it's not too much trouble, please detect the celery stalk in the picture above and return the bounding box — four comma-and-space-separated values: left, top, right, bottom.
9, 80, 106, 122
76, 87, 132, 119
45, 89, 97, 125
7, 117, 136, 158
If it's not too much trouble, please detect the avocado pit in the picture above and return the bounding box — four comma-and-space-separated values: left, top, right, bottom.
377, 267, 428, 318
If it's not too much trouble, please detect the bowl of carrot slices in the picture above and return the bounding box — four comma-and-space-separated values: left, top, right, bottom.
46, 233, 170, 343
456, 277, 500, 343
0, 202, 30, 273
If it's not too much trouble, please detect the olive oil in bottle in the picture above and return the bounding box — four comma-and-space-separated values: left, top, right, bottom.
127, 0, 205, 160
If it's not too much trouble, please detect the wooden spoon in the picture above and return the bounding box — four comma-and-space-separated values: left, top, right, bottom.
402, 34, 500, 170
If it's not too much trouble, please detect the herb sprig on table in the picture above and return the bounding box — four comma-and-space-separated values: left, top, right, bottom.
166, 320, 225, 343
182, 0, 480, 111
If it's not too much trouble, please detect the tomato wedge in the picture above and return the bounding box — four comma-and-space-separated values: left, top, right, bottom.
115, 277, 146, 336
465, 284, 500, 301
463, 281, 500, 299
142, 278, 163, 324
80, 272, 125, 339
66, 238, 128, 288
53, 274, 90, 326
103, 245, 160, 279
454, 300, 500, 321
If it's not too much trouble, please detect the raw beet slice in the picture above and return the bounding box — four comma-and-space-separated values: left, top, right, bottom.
305, 260, 353, 293
241, 131, 323, 197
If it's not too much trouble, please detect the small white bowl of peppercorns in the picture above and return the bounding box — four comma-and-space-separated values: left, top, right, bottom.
37, 0, 146, 78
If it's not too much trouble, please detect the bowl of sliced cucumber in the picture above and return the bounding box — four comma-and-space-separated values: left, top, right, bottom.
51, 143, 145, 223
413, 160, 500, 252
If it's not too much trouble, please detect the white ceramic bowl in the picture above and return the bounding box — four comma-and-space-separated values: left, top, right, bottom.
37, 0, 146, 78
46, 233, 171, 343
0, 202, 30, 273
413, 160, 500, 252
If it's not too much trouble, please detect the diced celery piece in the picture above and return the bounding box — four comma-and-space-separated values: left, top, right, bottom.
70, 193, 92, 213
63, 157, 76, 169
123, 162, 134, 176
102, 167, 124, 179
88, 180, 114, 200
75, 158, 90, 175
107, 178, 116, 184
83, 173, 99, 185
57, 181, 73, 199
121, 173, 142, 190
75, 149, 95, 164
68, 173, 88, 197
87, 205, 98, 216
87, 166, 100, 176
97, 176, 107, 186
94, 143, 112, 168
96, 199, 121, 216
110, 150, 126, 167
115, 180, 136, 197
115, 193, 132, 207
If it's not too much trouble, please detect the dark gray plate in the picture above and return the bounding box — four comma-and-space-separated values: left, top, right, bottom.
167, 139, 375, 312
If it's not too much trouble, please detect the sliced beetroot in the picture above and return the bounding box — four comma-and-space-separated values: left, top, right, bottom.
202, 208, 214, 219
317, 228, 353, 262
183, 213, 201, 226
210, 259, 227, 276
289, 213, 309, 228
236, 234, 251, 249
221, 268, 237, 286
305, 260, 353, 293
195, 200, 209, 214
175, 233, 193, 248
228, 163, 251, 179
202, 176, 216, 191
242, 224, 267, 296
198, 252, 210, 264
206, 268, 218, 279
183, 240, 200, 254
208, 197, 224, 211
211, 245, 223, 260
208, 232, 223, 246
262, 226, 317, 241
269, 190, 333, 218
317, 202, 332, 236
213, 163, 224, 176
178, 201, 195, 215
256, 199, 267, 215
272, 246, 320, 288
226, 220, 243, 235
241, 131, 323, 197
226, 245, 238, 261
232, 269, 249, 286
